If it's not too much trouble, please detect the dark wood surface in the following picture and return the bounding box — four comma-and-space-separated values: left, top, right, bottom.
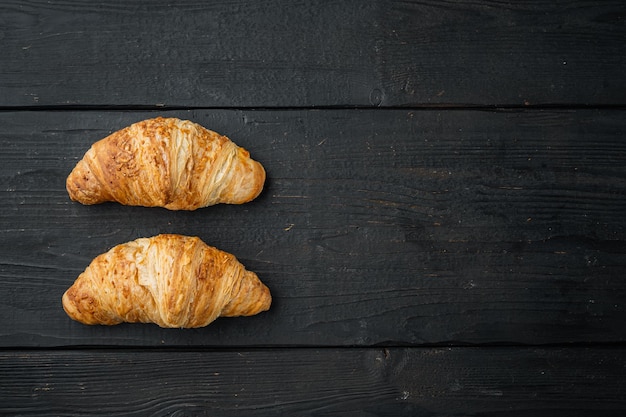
1, 1, 625, 415
1, 108, 625, 348
1, 0, 625, 107
2, 348, 625, 416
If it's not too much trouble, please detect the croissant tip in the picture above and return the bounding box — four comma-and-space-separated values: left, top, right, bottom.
61, 287, 86, 324
242, 159, 267, 204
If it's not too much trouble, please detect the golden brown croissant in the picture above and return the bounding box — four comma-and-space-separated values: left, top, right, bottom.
66, 117, 265, 210
62, 234, 271, 328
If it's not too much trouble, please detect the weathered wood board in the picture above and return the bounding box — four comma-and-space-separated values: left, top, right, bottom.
1, 1, 625, 415
1, 1, 625, 107
1, 109, 624, 347
2, 348, 625, 416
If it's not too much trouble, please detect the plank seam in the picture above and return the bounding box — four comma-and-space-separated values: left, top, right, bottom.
1, 104, 626, 112
2, 341, 626, 352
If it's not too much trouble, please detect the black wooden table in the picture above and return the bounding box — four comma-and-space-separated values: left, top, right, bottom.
1, 1, 625, 415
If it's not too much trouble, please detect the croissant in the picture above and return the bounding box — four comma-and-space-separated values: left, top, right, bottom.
66, 117, 265, 210
62, 234, 272, 328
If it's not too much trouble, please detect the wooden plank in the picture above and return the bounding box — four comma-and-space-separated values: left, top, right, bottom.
1, 0, 624, 107
1, 347, 625, 415
0, 109, 625, 347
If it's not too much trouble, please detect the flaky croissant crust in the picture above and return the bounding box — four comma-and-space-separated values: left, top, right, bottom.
66, 117, 266, 210
62, 234, 271, 328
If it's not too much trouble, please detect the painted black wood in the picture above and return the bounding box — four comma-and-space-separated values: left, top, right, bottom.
1, 0, 624, 107
1, 108, 624, 347
2, 347, 625, 416
1, 1, 625, 414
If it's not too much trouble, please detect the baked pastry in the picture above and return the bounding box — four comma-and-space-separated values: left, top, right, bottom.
62, 234, 271, 328
66, 117, 265, 210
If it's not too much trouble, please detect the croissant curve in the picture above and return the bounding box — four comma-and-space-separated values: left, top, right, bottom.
66, 117, 266, 210
62, 234, 271, 328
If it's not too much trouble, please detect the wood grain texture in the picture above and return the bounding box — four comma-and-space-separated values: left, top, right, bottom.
1, 347, 624, 416
0, 0, 624, 107
2, 1, 624, 414
0, 109, 624, 347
